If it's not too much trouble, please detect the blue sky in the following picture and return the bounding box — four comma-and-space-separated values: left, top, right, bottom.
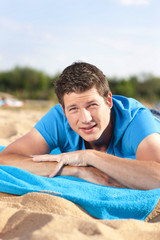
0, 0, 160, 77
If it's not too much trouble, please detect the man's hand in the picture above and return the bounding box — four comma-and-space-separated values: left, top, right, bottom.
0, 152, 125, 188
31, 152, 125, 187
32, 150, 88, 177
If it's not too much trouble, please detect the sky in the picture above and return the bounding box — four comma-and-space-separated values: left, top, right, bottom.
0, 0, 160, 78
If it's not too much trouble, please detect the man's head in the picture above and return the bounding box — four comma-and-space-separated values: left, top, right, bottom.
55, 62, 110, 108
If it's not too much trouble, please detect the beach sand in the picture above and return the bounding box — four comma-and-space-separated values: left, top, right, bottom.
0, 107, 160, 240
0, 107, 48, 146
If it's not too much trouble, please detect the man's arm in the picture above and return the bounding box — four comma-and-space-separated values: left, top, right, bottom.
0, 128, 53, 176
32, 133, 160, 190
0, 152, 124, 187
88, 133, 160, 190
1, 128, 51, 156
0, 128, 123, 187
0, 153, 55, 176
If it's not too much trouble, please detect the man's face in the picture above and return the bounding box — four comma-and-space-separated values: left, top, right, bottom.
63, 87, 112, 143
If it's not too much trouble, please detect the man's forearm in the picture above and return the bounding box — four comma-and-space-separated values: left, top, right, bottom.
87, 150, 160, 190
0, 153, 57, 176
77, 166, 125, 188
31, 150, 160, 189
0, 153, 124, 187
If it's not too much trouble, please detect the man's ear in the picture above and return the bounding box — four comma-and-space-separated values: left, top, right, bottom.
106, 92, 113, 108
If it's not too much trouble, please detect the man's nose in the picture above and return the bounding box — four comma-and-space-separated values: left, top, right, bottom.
79, 108, 92, 123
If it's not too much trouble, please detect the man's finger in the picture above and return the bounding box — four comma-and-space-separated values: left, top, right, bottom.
31, 154, 58, 162
49, 160, 64, 178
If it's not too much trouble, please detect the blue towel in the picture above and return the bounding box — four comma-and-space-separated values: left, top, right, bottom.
0, 146, 160, 220
0, 145, 5, 152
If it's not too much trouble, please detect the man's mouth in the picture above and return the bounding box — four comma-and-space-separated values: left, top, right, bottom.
80, 123, 97, 133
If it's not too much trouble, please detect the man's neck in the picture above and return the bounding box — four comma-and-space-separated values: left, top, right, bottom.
85, 112, 113, 152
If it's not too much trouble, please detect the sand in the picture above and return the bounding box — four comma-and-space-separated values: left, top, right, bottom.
0, 108, 48, 146
0, 107, 160, 240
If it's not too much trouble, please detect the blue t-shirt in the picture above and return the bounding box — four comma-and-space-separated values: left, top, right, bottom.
34, 96, 160, 159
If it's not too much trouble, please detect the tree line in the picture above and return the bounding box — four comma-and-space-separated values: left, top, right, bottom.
0, 67, 59, 100
0, 66, 160, 103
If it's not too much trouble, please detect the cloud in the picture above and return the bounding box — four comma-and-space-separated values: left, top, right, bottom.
116, 0, 150, 6
97, 37, 134, 52
96, 34, 160, 76
0, 17, 33, 32
0, 16, 57, 46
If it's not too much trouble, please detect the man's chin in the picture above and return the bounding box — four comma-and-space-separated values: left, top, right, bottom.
81, 134, 100, 143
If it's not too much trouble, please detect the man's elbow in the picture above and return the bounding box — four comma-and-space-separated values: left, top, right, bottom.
0, 153, 6, 165
147, 163, 160, 190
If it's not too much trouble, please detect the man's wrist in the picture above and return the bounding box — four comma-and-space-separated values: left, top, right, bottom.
83, 149, 96, 166
60, 165, 79, 177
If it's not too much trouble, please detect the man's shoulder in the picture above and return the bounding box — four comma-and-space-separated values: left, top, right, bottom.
50, 104, 63, 113
47, 104, 65, 118
35, 104, 66, 128
112, 95, 144, 111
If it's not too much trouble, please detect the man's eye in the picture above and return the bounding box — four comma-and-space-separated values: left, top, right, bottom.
88, 103, 97, 108
69, 107, 77, 112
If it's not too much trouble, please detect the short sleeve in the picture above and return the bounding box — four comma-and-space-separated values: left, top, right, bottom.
34, 105, 67, 151
122, 108, 160, 154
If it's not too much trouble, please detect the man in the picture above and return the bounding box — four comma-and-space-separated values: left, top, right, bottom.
0, 62, 160, 189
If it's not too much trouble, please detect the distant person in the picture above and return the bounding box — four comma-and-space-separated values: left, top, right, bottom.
0, 62, 160, 189
0, 97, 5, 106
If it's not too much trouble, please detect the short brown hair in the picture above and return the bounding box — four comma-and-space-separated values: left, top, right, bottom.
54, 62, 110, 107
